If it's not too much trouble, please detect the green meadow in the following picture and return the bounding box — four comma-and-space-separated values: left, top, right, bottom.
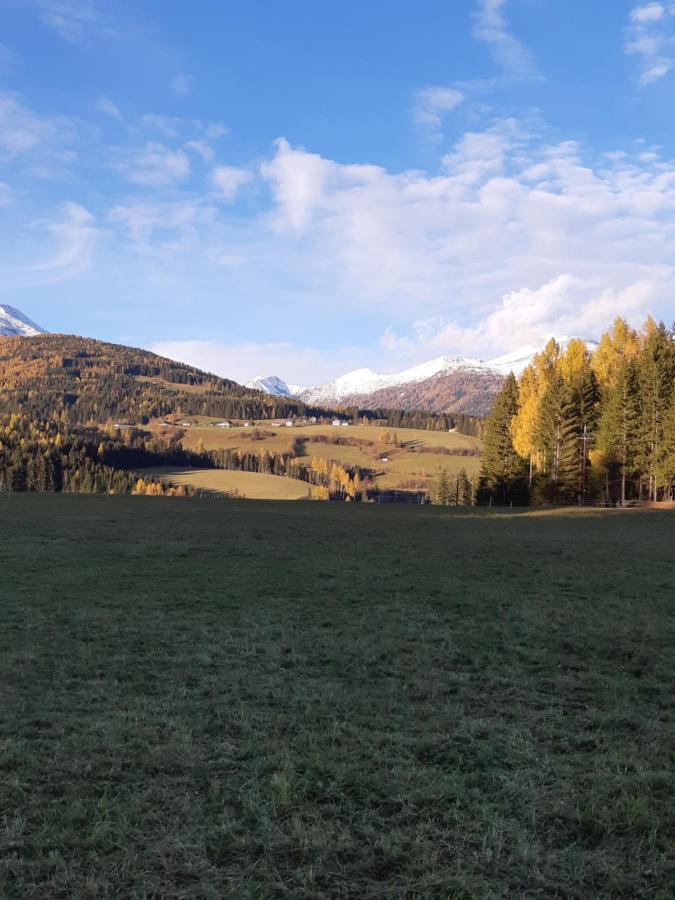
1, 496, 673, 899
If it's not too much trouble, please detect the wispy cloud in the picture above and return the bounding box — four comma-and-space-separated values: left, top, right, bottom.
0, 91, 64, 159
473, 0, 533, 74
95, 97, 123, 121
33, 0, 115, 42
122, 142, 191, 187
140, 113, 182, 138
253, 125, 675, 363
1, 202, 98, 287
149, 339, 340, 387
171, 73, 194, 97
211, 165, 252, 201
626, 3, 675, 85
414, 86, 464, 136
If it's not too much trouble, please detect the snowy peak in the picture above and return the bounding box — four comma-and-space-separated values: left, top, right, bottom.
486, 337, 600, 376
0, 304, 46, 337
245, 338, 600, 409
246, 375, 304, 398
301, 355, 488, 404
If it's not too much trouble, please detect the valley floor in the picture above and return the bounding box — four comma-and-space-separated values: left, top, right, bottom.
1, 497, 673, 898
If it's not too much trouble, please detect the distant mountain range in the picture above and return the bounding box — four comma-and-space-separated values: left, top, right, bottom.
246, 338, 600, 416
0, 304, 46, 337
1, 304, 599, 418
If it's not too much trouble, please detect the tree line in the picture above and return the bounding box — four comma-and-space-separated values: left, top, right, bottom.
209, 448, 367, 500
478, 317, 675, 505
0, 415, 197, 496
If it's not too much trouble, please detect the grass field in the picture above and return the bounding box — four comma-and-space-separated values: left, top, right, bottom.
1, 497, 673, 899
179, 422, 482, 492
143, 467, 311, 500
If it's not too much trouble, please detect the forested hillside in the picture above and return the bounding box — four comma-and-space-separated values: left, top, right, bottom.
479, 317, 675, 504
0, 334, 312, 423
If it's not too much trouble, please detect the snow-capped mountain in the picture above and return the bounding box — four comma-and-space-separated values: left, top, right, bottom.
300, 355, 487, 405
246, 375, 306, 397
0, 304, 46, 337
486, 337, 599, 376
250, 337, 599, 417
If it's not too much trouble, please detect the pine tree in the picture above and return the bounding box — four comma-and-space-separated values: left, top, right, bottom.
478, 374, 528, 504
557, 384, 583, 501
430, 466, 451, 505
596, 358, 640, 503
636, 321, 675, 500
657, 382, 675, 499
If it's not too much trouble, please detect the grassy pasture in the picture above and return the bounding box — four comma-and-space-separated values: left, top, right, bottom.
180, 422, 482, 491
1, 496, 673, 899
142, 466, 311, 500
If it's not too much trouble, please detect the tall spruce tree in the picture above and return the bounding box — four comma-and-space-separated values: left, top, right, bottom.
429, 467, 451, 505
597, 358, 640, 503
535, 372, 563, 481
658, 382, 675, 499
557, 384, 583, 501
637, 321, 675, 500
478, 374, 528, 504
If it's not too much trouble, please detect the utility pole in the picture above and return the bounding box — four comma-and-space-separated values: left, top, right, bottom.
579, 424, 592, 504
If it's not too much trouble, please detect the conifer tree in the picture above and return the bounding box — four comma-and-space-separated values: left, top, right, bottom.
430, 466, 451, 505
596, 358, 640, 503
636, 321, 675, 500
658, 382, 675, 499
478, 374, 528, 503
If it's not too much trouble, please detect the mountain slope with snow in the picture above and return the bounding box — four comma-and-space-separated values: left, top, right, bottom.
486, 337, 599, 376
300, 355, 488, 405
250, 337, 599, 417
246, 375, 305, 397
0, 304, 46, 337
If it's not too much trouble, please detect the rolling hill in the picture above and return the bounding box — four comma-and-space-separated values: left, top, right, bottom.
0, 333, 314, 424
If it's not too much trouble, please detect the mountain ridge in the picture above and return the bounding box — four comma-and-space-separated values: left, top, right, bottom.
249, 337, 599, 415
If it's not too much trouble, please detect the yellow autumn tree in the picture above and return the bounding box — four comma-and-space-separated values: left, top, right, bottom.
591, 317, 639, 391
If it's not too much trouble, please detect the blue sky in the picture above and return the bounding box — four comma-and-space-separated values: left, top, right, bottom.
1, 0, 674, 384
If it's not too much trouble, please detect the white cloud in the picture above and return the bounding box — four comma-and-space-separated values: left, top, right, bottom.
195, 120, 229, 140
254, 126, 675, 360
414, 86, 464, 133
171, 74, 194, 97
631, 3, 666, 23
260, 138, 338, 232
211, 165, 252, 201
379, 274, 662, 361
473, 0, 533, 74
108, 199, 215, 250
149, 339, 357, 387
1, 202, 98, 287
95, 97, 123, 121
34, 0, 114, 42
140, 113, 181, 138
123, 142, 190, 187
0, 92, 60, 158
626, 3, 675, 84
185, 140, 215, 161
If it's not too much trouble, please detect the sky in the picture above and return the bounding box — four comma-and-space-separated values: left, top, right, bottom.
1, 0, 675, 385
